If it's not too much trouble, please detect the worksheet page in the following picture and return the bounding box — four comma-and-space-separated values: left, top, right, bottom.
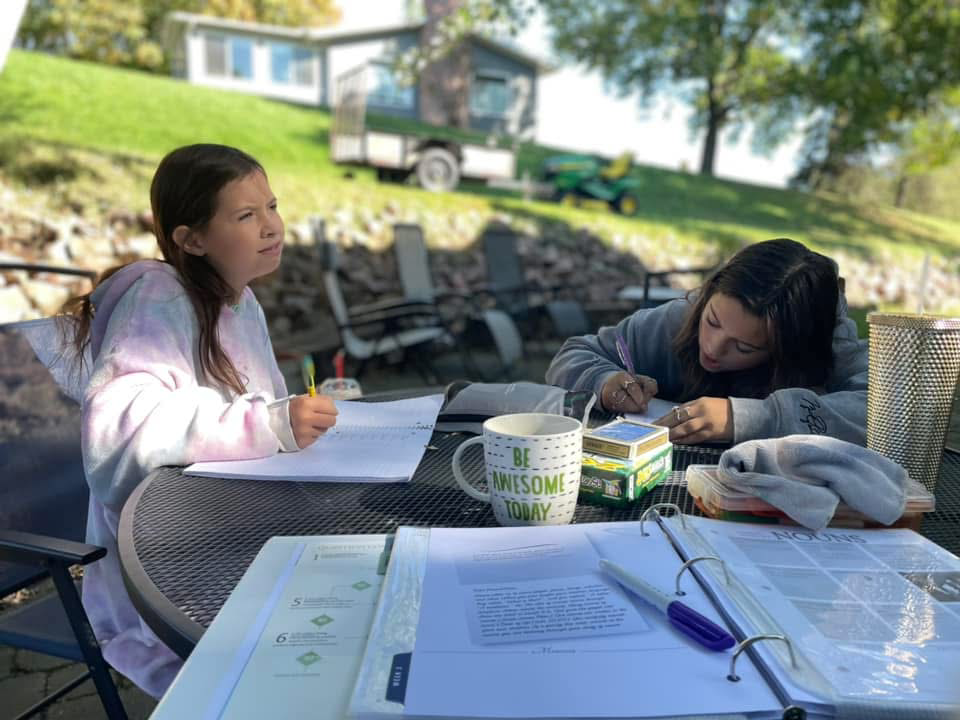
681, 517, 960, 710
151, 536, 386, 720
625, 396, 676, 425
402, 522, 782, 719
185, 394, 443, 481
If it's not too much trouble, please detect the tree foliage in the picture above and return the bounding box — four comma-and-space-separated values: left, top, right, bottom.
18, 0, 164, 70
789, 0, 960, 188
505, 0, 798, 175
18, 0, 340, 72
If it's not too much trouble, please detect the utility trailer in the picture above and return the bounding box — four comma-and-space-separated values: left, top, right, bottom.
330, 64, 517, 192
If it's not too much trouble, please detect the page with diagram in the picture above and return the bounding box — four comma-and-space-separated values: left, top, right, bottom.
673, 516, 960, 717
152, 535, 387, 720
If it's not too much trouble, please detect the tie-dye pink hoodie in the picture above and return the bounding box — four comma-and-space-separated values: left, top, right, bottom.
80, 260, 297, 698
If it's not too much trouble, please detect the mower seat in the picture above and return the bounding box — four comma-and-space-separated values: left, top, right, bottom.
599, 152, 633, 181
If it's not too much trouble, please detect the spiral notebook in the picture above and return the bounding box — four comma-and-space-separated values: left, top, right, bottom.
349, 517, 960, 720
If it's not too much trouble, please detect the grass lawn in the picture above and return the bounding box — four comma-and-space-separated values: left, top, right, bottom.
1, 49, 959, 306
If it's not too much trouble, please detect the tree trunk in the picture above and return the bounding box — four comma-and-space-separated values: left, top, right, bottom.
699, 81, 725, 176
894, 174, 908, 207
700, 115, 720, 175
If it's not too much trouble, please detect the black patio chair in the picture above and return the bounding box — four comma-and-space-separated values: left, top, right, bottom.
479, 227, 592, 347
0, 316, 128, 720
615, 265, 716, 308
313, 218, 455, 383
392, 223, 534, 382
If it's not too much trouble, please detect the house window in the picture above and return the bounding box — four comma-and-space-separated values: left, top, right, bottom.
231, 38, 253, 79
470, 71, 511, 117
271, 43, 314, 86
367, 61, 414, 109
204, 35, 227, 77
204, 34, 253, 80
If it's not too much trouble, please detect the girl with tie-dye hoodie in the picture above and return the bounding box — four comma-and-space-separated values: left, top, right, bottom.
60, 144, 339, 698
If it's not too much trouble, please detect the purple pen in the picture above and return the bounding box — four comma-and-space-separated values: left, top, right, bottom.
599, 558, 735, 652
614, 332, 636, 375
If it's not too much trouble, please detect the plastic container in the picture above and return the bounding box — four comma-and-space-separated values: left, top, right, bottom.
685, 464, 935, 529
319, 377, 363, 400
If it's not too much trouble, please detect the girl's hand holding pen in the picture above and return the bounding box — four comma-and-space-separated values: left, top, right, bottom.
290, 394, 338, 449
600, 371, 658, 413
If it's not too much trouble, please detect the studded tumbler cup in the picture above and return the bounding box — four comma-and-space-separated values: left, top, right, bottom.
866, 312, 960, 492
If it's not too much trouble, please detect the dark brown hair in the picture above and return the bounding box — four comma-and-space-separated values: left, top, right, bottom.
61, 144, 265, 395
672, 238, 840, 400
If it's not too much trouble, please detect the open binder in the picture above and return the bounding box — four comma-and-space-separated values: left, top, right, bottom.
350, 514, 960, 720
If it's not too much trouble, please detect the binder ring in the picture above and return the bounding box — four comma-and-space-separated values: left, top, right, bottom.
674, 555, 730, 595
638, 503, 686, 536
727, 634, 797, 682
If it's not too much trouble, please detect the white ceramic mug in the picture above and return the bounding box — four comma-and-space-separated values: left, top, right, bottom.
451, 413, 583, 526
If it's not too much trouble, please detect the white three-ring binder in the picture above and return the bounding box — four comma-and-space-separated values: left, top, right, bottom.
350, 515, 960, 720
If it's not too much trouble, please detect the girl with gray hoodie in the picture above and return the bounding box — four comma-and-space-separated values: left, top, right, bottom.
545, 238, 867, 446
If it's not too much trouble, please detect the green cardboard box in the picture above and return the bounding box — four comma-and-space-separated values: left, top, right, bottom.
579, 443, 672, 507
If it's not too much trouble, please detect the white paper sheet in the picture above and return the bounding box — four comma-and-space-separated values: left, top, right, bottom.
625, 396, 677, 425
151, 535, 386, 720
184, 394, 443, 482
401, 522, 783, 719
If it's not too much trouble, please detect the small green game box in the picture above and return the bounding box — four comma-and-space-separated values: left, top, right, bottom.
579, 442, 672, 507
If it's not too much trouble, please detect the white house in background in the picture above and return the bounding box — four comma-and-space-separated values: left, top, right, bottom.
162, 11, 549, 139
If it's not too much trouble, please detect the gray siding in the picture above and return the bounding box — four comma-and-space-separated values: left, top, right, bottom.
467, 42, 537, 137
363, 30, 420, 120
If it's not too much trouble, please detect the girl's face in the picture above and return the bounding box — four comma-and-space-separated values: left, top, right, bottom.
697, 292, 771, 373
186, 170, 284, 297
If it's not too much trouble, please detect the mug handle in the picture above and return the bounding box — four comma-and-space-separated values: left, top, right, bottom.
451, 436, 490, 503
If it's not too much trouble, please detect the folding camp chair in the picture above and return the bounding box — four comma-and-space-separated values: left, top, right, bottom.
615, 266, 716, 308
479, 227, 592, 347
0, 316, 128, 720
314, 218, 454, 383
392, 223, 535, 381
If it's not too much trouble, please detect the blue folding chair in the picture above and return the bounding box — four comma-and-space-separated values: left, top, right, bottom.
0, 312, 128, 719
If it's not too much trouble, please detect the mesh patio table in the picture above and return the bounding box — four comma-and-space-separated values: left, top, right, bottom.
118, 426, 960, 660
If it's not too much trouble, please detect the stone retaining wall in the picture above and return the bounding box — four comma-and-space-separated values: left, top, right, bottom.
2, 178, 958, 346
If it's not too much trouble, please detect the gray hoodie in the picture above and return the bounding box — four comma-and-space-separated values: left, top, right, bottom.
545, 295, 868, 444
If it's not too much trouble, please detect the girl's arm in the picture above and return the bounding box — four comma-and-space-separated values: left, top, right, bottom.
82, 275, 292, 509
545, 299, 690, 399
729, 310, 868, 444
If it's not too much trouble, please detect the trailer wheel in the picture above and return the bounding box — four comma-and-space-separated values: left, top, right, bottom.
416, 147, 460, 192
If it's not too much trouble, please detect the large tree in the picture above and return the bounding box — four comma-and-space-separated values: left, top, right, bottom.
789, 0, 960, 188
528, 0, 796, 175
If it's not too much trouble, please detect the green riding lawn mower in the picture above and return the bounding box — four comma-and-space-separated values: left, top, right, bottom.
540, 152, 642, 216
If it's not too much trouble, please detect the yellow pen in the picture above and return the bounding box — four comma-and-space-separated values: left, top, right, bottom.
302, 355, 317, 397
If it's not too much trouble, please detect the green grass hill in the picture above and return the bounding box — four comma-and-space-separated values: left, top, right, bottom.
1, 49, 959, 315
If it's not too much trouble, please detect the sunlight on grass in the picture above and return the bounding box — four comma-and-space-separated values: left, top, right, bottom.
1, 48, 959, 292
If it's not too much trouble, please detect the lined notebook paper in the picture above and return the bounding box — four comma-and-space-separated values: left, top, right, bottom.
184, 394, 444, 482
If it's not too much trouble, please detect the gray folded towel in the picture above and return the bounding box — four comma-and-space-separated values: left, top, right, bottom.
717, 435, 907, 531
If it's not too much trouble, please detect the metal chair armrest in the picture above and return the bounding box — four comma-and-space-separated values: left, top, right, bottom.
0, 529, 106, 567
0, 262, 97, 280
348, 303, 440, 326
349, 297, 437, 319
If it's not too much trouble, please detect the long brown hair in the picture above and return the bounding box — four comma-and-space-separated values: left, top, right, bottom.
61, 144, 265, 395
672, 238, 840, 400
